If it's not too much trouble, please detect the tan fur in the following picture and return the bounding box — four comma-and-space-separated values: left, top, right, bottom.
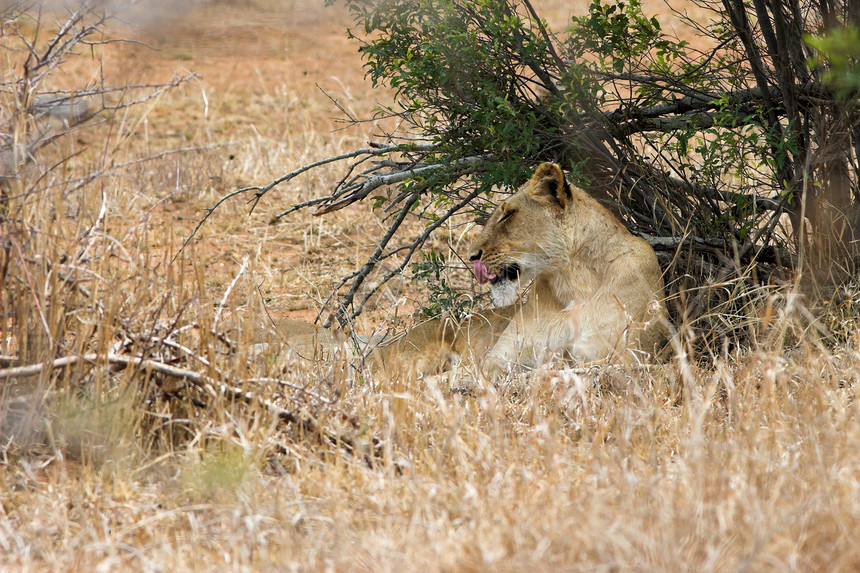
275, 163, 667, 375
374, 162, 667, 375
245, 317, 351, 365
369, 306, 518, 376
468, 162, 667, 369
268, 318, 349, 358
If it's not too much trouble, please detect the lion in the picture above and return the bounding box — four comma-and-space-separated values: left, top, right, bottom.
370, 162, 667, 375
272, 162, 667, 376
261, 311, 515, 375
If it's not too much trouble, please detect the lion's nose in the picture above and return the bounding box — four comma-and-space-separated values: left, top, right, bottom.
469, 250, 482, 261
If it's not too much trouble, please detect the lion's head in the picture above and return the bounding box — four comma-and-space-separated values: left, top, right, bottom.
468, 162, 573, 306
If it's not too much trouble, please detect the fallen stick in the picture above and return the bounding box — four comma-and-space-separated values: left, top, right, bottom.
0, 352, 374, 458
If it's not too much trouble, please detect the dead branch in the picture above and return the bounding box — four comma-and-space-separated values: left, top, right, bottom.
249, 142, 440, 213
326, 186, 485, 325
0, 352, 377, 458
175, 142, 442, 261
314, 154, 490, 215
641, 234, 795, 267
320, 192, 419, 325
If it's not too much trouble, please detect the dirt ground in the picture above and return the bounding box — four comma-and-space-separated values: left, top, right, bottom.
89, 0, 495, 332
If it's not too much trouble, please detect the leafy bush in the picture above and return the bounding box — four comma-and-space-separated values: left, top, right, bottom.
411, 250, 476, 320
213, 0, 860, 338
806, 23, 860, 94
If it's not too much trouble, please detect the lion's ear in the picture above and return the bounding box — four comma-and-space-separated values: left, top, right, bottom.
527, 162, 573, 211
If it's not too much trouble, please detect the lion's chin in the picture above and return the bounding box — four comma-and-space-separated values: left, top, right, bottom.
489, 279, 517, 307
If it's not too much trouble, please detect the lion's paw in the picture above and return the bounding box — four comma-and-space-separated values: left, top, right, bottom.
480, 354, 514, 380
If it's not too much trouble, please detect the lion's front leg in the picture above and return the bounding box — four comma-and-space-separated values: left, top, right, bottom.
480, 301, 612, 375
480, 316, 539, 377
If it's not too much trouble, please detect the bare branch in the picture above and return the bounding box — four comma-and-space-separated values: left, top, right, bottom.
323, 192, 419, 326
348, 186, 485, 321
314, 154, 490, 215
247, 143, 440, 213
0, 352, 375, 457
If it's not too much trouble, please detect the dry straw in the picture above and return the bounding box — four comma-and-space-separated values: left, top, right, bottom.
2, 2, 860, 572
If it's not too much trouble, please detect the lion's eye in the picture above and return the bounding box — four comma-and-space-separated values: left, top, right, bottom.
498, 209, 516, 223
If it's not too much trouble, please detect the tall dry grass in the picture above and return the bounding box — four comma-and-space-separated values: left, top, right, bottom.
2, 1, 860, 572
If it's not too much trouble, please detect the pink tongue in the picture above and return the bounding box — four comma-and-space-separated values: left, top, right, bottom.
472, 260, 497, 284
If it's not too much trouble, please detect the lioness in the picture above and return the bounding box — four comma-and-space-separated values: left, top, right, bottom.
372, 162, 667, 375
271, 162, 666, 375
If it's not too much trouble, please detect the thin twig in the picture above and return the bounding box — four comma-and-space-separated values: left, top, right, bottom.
213, 255, 249, 329
172, 187, 252, 262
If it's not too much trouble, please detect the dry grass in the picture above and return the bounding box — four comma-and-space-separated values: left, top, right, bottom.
2, 1, 860, 571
